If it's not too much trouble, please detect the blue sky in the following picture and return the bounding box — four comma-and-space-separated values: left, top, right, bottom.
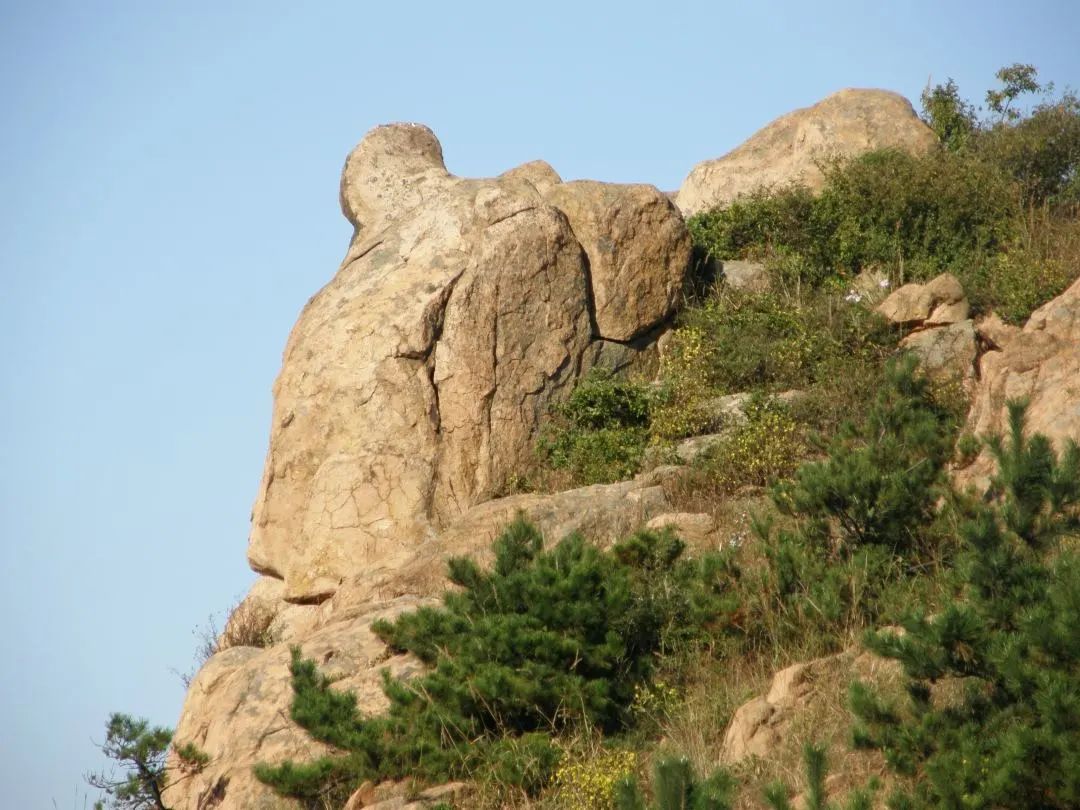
1, 1, 1077, 806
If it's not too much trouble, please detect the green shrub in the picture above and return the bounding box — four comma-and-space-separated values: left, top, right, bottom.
850, 402, 1080, 809
773, 355, 956, 557
745, 356, 959, 649
652, 288, 895, 442
696, 397, 805, 493
537, 369, 654, 485
614, 755, 735, 810
255, 517, 737, 804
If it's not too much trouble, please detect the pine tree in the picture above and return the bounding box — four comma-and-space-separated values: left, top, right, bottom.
614, 755, 735, 810
255, 516, 735, 803
850, 401, 1080, 809
86, 714, 208, 810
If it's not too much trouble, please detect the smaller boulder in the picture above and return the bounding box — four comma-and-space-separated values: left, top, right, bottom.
876, 273, 968, 326
721, 259, 769, 292
976, 312, 1022, 350
900, 319, 977, 385
542, 180, 692, 341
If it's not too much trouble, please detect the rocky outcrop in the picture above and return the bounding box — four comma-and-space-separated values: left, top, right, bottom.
721, 647, 901, 764
676, 88, 938, 216
167, 470, 680, 810
876, 273, 977, 386
165, 597, 432, 810
959, 275, 1080, 487
165, 124, 695, 810
247, 123, 690, 603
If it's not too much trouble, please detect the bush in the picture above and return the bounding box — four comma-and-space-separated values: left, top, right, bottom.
773, 355, 956, 557
255, 517, 737, 805
537, 369, 654, 485
553, 748, 638, 810
652, 288, 895, 441
614, 755, 735, 810
850, 402, 1080, 809
744, 356, 959, 649
696, 397, 805, 493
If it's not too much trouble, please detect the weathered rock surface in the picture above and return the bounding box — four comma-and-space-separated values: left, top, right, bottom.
719, 259, 769, 292
959, 275, 1080, 487
876, 273, 968, 326
542, 180, 691, 341
676, 88, 938, 216
900, 319, 977, 385
248, 123, 690, 603
721, 647, 902, 765
165, 598, 432, 810
645, 512, 716, 545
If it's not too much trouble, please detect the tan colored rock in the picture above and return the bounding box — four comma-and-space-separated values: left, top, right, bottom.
542, 180, 691, 341
248, 124, 690, 602
163, 598, 432, 810
720, 259, 769, 292
720, 648, 902, 766
900, 319, 977, 385
499, 159, 563, 195
976, 312, 1022, 350
646, 512, 717, 545
877, 273, 968, 326
677, 89, 938, 216
959, 275, 1080, 488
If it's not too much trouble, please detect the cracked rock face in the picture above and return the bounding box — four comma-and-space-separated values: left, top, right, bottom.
958, 275, 1080, 489
676, 88, 938, 217
246, 124, 690, 602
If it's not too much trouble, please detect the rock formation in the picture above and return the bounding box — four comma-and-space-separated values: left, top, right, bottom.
676, 88, 938, 216
164, 125, 690, 809
876, 273, 977, 387
247, 123, 690, 603
959, 275, 1080, 487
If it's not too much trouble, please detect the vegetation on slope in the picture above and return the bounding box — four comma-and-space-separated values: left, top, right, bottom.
98, 64, 1080, 810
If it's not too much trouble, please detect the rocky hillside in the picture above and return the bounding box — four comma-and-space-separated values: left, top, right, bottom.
158, 82, 1080, 810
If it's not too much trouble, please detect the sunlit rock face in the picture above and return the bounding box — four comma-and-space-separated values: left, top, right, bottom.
676, 88, 938, 216
246, 123, 691, 602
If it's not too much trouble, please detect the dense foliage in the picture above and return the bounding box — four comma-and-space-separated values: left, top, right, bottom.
536, 369, 655, 485
255, 517, 736, 806
850, 403, 1080, 809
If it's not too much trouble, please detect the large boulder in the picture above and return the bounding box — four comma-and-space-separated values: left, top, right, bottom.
959, 275, 1080, 488
247, 124, 691, 602
676, 88, 938, 216
542, 180, 691, 341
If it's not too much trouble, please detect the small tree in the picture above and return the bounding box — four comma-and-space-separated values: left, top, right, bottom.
254, 516, 736, 804
86, 714, 208, 810
850, 402, 1080, 809
614, 755, 735, 810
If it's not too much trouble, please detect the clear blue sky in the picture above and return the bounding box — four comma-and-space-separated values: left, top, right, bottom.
1, 1, 1077, 806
